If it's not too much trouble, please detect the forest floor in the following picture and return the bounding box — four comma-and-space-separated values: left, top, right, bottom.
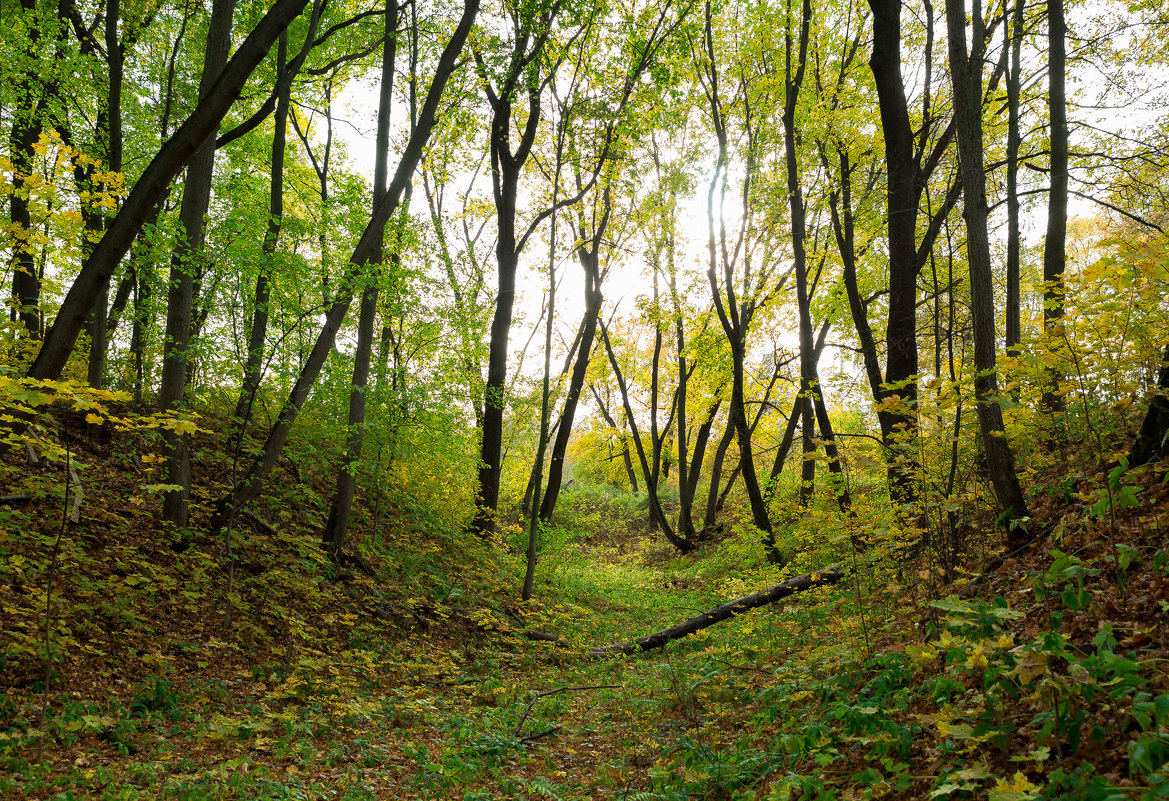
1, 415, 1168, 799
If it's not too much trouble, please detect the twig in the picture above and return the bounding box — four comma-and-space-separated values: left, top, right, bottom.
519, 725, 562, 744
514, 684, 619, 738
240, 508, 278, 536
68, 463, 83, 523
39, 418, 73, 760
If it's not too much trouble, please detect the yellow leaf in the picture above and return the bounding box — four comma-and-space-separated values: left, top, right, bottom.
85, 413, 102, 425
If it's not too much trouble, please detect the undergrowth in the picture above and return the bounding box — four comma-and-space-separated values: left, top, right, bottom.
0, 404, 1166, 799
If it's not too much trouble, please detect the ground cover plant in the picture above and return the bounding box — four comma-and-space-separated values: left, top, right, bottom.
3, 0, 1169, 797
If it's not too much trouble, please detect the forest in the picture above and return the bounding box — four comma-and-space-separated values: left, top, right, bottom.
1, 0, 1168, 797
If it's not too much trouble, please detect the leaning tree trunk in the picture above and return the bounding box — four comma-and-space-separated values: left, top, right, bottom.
539, 213, 607, 522
25, 0, 312, 386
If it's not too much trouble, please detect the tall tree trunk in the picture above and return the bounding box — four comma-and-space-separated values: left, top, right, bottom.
600, 321, 690, 552
232, 31, 292, 443
1042, 0, 1068, 424
85, 0, 126, 388
471, 14, 555, 538
539, 211, 607, 522
868, 0, 923, 507
322, 0, 400, 561
1004, 0, 1024, 355
9, 0, 45, 340
159, 0, 237, 532
945, 0, 1030, 541
783, 0, 814, 508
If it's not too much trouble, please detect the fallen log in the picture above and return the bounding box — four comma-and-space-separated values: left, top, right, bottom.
0, 495, 33, 506
592, 565, 845, 656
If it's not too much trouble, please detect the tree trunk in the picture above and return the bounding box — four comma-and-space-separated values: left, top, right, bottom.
1042, 0, 1068, 424
322, 0, 399, 560
232, 31, 293, 444
1004, 0, 1024, 354
783, 0, 814, 508
600, 321, 690, 552
9, 0, 45, 340
159, 0, 237, 532
945, 0, 1029, 542
471, 30, 549, 538
597, 565, 844, 655
590, 384, 639, 495
868, 0, 923, 507
1129, 344, 1169, 468
539, 210, 608, 522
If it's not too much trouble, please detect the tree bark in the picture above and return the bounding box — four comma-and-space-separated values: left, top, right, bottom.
1041, 0, 1068, 424
159, 0, 237, 532
538, 213, 607, 522
1004, 0, 1024, 355
945, 0, 1029, 541
1129, 344, 1169, 468
322, 0, 399, 561
232, 30, 295, 443
596, 565, 844, 654
471, 17, 553, 538
783, 0, 814, 508
868, 0, 927, 507
599, 321, 690, 552
9, 0, 46, 340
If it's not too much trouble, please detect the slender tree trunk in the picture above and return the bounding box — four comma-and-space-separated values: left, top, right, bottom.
591, 384, 639, 495
322, 0, 401, 561
232, 31, 293, 443
1004, 0, 1024, 354
9, 0, 45, 340
782, 0, 814, 508
159, 0, 237, 532
539, 221, 606, 521
600, 321, 690, 552
945, 0, 1029, 541
1042, 0, 1068, 425
471, 15, 555, 538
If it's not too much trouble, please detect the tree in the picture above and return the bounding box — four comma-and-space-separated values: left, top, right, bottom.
944, 0, 1029, 539
213, 0, 481, 527
322, 0, 403, 562
159, 0, 237, 533
25, 0, 314, 384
